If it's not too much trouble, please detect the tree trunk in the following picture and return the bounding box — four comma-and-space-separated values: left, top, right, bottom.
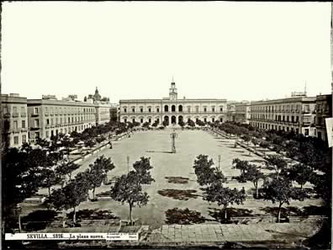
129, 203, 133, 225
277, 202, 283, 223
92, 187, 96, 200
73, 206, 77, 224
300, 183, 303, 190
69, 172, 72, 180
18, 214, 22, 232
254, 181, 258, 199
62, 210, 66, 228
224, 205, 228, 221
48, 186, 51, 197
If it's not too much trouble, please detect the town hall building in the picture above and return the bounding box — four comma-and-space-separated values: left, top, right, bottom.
119, 81, 228, 125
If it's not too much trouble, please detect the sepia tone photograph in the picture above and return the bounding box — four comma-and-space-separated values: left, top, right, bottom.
1, 1, 332, 249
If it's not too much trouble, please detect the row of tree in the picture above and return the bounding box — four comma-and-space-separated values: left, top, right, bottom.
214, 121, 330, 172
46, 157, 154, 226
193, 154, 318, 223
47, 156, 115, 225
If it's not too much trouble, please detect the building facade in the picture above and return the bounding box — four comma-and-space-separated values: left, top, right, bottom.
119, 82, 228, 125
314, 94, 332, 141
249, 93, 316, 136
27, 97, 97, 142
234, 101, 251, 124
1, 93, 29, 148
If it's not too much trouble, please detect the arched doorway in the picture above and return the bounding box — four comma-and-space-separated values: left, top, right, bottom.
164, 116, 169, 124
178, 116, 183, 124
171, 116, 176, 124
171, 105, 176, 112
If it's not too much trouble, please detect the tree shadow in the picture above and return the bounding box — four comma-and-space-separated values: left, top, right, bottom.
21, 210, 58, 232
146, 150, 173, 154
208, 207, 254, 224
157, 189, 199, 200
165, 176, 189, 184
165, 208, 206, 225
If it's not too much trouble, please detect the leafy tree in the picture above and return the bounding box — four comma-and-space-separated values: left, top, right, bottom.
193, 155, 226, 186
2, 148, 42, 231
232, 158, 250, 175
203, 182, 246, 221
187, 119, 195, 127
39, 168, 62, 197
152, 120, 159, 127
178, 120, 185, 127
240, 164, 264, 198
110, 171, 149, 225
262, 177, 307, 223
85, 139, 96, 148
162, 120, 169, 127
132, 157, 155, 185
47, 179, 89, 224
287, 163, 314, 189
55, 161, 80, 183
265, 155, 287, 175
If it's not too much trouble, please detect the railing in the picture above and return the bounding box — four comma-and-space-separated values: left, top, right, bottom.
12, 113, 19, 118
31, 113, 39, 117
3, 113, 10, 118
21, 113, 27, 117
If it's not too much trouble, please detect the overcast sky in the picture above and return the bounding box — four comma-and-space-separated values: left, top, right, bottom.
1, 2, 331, 103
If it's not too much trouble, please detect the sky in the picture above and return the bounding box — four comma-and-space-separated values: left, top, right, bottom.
1, 2, 331, 103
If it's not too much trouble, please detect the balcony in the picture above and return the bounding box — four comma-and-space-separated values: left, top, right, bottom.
31, 113, 39, 117
21, 113, 27, 117
21, 128, 28, 132
3, 113, 10, 118
12, 113, 19, 118
45, 113, 49, 117
30, 127, 40, 131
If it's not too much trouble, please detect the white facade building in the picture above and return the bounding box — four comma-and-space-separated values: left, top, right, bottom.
119, 82, 228, 125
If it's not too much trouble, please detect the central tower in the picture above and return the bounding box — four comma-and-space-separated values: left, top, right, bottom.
169, 81, 178, 100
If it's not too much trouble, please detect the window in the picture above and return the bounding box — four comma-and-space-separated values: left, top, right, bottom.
140, 107, 143, 113
156, 107, 160, 112
149, 118, 151, 123
187, 106, 191, 112
305, 129, 309, 136
51, 118, 54, 125
212, 117, 215, 122
204, 107, 207, 112
22, 135, 27, 143
124, 108, 127, 113
46, 131, 49, 138
195, 106, 199, 112
140, 118, 143, 123
34, 107, 39, 114
14, 136, 19, 145
171, 105, 176, 112
212, 106, 215, 112
22, 120, 26, 128
34, 119, 39, 127
14, 121, 18, 129
178, 105, 183, 112
132, 118, 135, 123
132, 107, 135, 112
220, 107, 223, 112
124, 118, 127, 123
164, 105, 169, 112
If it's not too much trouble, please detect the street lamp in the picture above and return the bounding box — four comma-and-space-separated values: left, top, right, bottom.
170, 129, 178, 153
